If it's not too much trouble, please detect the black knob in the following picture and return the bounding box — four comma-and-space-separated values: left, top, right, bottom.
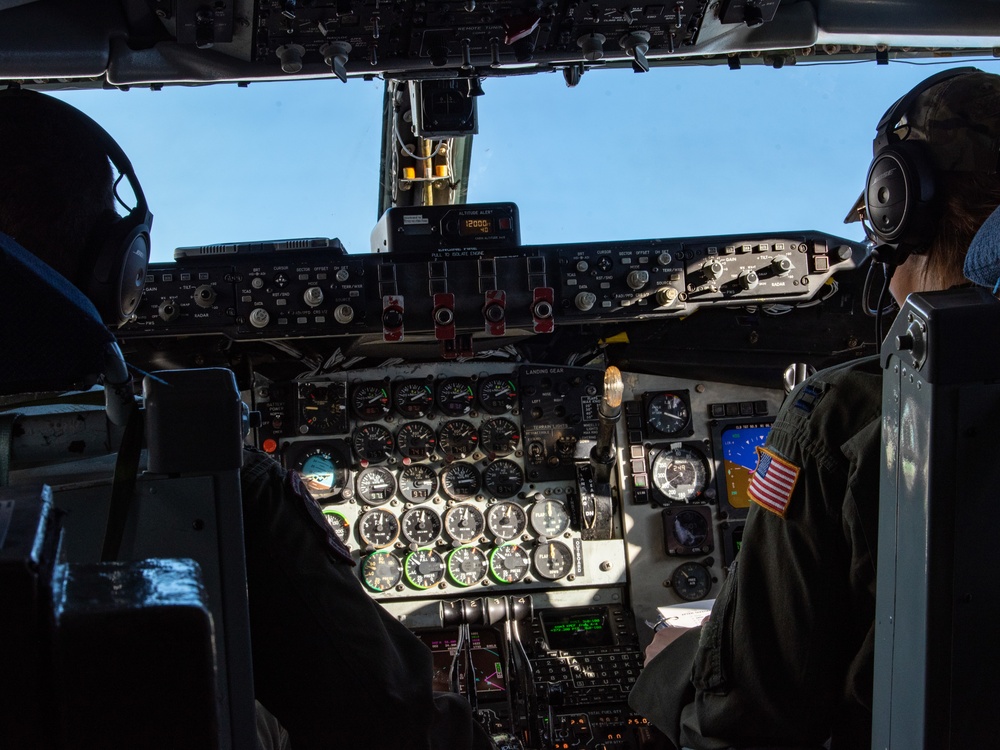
383, 308, 404, 329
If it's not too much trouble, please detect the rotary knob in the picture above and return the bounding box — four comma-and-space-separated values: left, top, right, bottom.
626, 270, 649, 290
738, 270, 760, 291
770, 256, 793, 276
303, 286, 324, 307
703, 261, 724, 281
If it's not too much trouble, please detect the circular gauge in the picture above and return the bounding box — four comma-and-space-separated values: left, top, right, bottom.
478, 375, 518, 415
351, 423, 395, 464
291, 444, 349, 500
357, 509, 400, 548
482, 459, 524, 499
533, 540, 573, 581
489, 544, 531, 584
438, 420, 479, 460
361, 551, 402, 592
436, 377, 475, 417
650, 445, 709, 503
321, 508, 351, 545
647, 392, 691, 437
447, 546, 489, 587
479, 418, 521, 457
529, 499, 571, 537
486, 501, 527, 541
671, 561, 713, 601
355, 466, 397, 505
672, 509, 710, 548
444, 504, 486, 544
441, 462, 482, 500
398, 463, 439, 503
351, 382, 391, 421
404, 548, 446, 589
401, 507, 442, 546
298, 384, 344, 433
393, 380, 434, 419
396, 421, 437, 460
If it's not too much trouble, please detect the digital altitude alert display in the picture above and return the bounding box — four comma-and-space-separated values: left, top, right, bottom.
459, 217, 494, 236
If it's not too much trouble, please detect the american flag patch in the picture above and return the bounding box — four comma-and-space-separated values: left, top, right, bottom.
748, 447, 800, 517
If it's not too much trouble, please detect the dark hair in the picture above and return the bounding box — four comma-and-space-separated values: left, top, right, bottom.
922, 173, 1000, 289
0, 93, 115, 285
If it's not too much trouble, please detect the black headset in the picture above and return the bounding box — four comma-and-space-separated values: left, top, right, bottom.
0, 87, 153, 327
863, 66, 978, 265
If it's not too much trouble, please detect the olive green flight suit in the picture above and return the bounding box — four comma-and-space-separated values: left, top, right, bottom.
629, 356, 883, 750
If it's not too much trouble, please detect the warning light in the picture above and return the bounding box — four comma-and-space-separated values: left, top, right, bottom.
262, 438, 278, 453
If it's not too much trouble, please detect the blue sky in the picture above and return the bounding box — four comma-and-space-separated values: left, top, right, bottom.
54, 57, 1000, 263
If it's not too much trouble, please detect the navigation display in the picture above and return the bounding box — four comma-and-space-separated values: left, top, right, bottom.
422, 628, 506, 697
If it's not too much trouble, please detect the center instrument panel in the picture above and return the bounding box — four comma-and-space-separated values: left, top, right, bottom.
248, 359, 783, 748
116, 218, 866, 748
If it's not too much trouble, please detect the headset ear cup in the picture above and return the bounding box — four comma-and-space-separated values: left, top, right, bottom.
86, 210, 150, 327
865, 140, 936, 252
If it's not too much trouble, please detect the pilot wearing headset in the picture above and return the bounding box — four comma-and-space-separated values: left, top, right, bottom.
0, 89, 494, 750
629, 68, 1000, 749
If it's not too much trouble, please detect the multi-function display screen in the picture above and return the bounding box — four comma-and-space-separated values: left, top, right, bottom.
422, 628, 506, 697
540, 609, 614, 650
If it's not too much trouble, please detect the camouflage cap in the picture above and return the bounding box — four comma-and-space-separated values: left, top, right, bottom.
845, 68, 1000, 224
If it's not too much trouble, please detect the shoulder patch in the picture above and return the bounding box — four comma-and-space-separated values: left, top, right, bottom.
748, 447, 800, 517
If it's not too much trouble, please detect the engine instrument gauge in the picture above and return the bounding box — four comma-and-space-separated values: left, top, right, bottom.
482, 459, 524, 499
650, 445, 709, 503
436, 377, 475, 416
529, 499, 571, 537
361, 551, 402, 592
398, 464, 439, 503
404, 548, 446, 589
355, 466, 397, 505
447, 546, 489, 587
489, 544, 531, 584
396, 421, 437, 460
478, 375, 518, 415
351, 381, 391, 421
351, 424, 395, 464
321, 508, 351, 545
291, 443, 349, 500
479, 418, 520, 457
441, 462, 482, 500
533, 541, 573, 581
444, 504, 486, 543
357, 509, 399, 548
671, 561, 713, 601
438, 420, 479, 460
647, 391, 692, 437
401, 507, 442, 546
486, 501, 527, 541
393, 380, 434, 419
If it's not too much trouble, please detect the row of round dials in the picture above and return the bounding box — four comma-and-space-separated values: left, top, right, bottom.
350, 417, 521, 464
359, 541, 575, 592
348, 375, 519, 422
323, 499, 572, 548
353, 459, 524, 505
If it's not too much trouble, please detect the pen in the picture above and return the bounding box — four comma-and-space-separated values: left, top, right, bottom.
644, 615, 674, 633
